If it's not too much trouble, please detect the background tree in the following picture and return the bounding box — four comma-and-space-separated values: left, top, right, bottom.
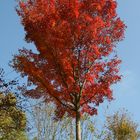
0, 93, 27, 140
12, 0, 125, 139
32, 102, 95, 140
104, 110, 140, 140
0, 68, 28, 140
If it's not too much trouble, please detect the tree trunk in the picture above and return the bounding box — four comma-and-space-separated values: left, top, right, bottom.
76, 111, 81, 140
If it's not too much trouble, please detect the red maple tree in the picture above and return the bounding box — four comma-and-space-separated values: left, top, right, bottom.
12, 0, 125, 139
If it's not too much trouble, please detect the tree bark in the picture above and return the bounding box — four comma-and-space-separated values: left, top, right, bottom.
76, 111, 81, 140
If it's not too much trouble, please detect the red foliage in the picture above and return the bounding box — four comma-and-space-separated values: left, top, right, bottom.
13, 0, 125, 119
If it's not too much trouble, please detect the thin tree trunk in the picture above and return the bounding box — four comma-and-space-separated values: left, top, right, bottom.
70, 120, 74, 140
76, 111, 81, 140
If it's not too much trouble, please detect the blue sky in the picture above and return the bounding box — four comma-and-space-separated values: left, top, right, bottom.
0, 0, 140, 128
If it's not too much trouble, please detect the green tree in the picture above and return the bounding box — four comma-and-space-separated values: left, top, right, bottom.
0, 93, 28, 140
0, 68, 28, 140
104, 110, 140, 140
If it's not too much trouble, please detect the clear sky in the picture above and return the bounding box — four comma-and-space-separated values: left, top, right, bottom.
0, 0, 140, 128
